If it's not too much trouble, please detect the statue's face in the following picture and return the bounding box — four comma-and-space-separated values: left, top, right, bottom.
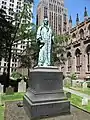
43, 18, 48, 26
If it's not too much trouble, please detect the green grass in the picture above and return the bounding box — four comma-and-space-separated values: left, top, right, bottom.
0, 92, 90, 120
70, 87, 90, 96
0, 92, 25, 120
2, 92, 24, 102
69, 94, 90, 112
0, 106, 4, 120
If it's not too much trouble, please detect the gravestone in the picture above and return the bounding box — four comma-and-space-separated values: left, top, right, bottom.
6, 86, 14, 95
23, 67, 70, 119
18, 80, 26, 92
82, 97, 88, 106
66, 92, 71, 98
0, 84, 4, 105
72, 80, 77, 87
83, 82, 87, 89
0, 83, 3, 94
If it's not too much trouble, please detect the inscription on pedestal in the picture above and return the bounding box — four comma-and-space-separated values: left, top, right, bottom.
24, 67, 70, 119
29, 70, 63, 92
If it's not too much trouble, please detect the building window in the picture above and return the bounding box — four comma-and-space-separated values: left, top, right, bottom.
79, 29, 84, 39
11, 68, 13, 72
0, 57, 2, 61
44, 7, 47, 18
16, 44, 17, 47
4, 68, 6, 72
4, 63, 6, 66
67, 52, 72, 71
12, 57, 14, 62
72, 33, 76, 38
12, 64, 14, 67
75, 49, 81, 72
1, 5, 6, 9
2, 1, 6, 5
10, 3, 14, 7
87, 52, 90, 71
10, 0, 14, 3
88, 24, 90, 36
23, 46, 25, 49
15, 59, 17, 62
86, 45, 90, 71
76, 55, 80, 71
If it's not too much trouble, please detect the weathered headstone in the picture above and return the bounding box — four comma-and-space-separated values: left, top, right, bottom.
6, 86, 14, 95
82, 97, 88, 106
66, 92, 71, 98
0, 83, 3, 94
18, 80, 26, 92
0, 84, 4, 105
72, 80, 77, 87
83, 82, 87, 89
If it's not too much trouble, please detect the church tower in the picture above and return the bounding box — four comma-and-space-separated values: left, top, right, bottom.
69, 15, 72, 29
76, 13, 79, 25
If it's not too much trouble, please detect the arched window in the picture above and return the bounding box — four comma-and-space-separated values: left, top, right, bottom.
88, 24, 90, 36
86, 45, 90, 71
72, 33, 76, 42
67, 52, 72, 71
79, 29, 84, 39
75, 49, 81, 71
72, 33, 76, 38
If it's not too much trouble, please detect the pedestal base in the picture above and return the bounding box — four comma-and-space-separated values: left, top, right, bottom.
23, 67, 70, 119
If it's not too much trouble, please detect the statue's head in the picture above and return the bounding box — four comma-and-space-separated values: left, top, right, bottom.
43, 17, 48, 26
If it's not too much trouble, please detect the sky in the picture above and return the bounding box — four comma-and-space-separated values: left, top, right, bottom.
33, 0, 90, 27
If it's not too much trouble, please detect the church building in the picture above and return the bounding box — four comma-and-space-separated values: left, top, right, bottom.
62, 7, 90, 80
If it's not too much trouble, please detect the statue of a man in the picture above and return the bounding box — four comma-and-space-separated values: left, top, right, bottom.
37, 18, 54, 67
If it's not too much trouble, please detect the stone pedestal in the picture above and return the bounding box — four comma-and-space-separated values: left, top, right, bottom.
23, 66, 70, 119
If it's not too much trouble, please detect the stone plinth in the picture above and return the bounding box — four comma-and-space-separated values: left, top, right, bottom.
23, 66, 70, 119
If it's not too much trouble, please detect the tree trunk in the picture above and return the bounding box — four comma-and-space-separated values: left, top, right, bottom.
6, 44, 12, 87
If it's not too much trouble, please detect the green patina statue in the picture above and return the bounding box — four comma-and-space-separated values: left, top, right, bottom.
37, 18, 54, 67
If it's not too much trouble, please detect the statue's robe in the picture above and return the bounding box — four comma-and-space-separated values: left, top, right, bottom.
37, 25, 54, 66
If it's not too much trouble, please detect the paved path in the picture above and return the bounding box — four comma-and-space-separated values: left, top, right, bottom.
5, 101, 90, 120
63, 87, 90, 100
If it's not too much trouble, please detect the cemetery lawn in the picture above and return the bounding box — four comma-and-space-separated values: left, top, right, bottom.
0, 92, 24, 120
69, 94, 90, 112
0, 106, 4, 120
2, 92, 24, 102
70, 87, 90, 95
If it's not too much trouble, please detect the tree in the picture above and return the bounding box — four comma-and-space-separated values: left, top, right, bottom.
11, 71, 22, 80
19, 25, 39, 77
0, 9, 16, 87
19, 38, 38, 68
0, 1, 34, 87
0, 9, 14, 58
53, 34, 70, 66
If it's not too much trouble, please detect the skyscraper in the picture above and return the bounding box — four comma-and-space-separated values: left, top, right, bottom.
0, 0, 24, 16
0, 0, 33, 75
37, 0, 68, 35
